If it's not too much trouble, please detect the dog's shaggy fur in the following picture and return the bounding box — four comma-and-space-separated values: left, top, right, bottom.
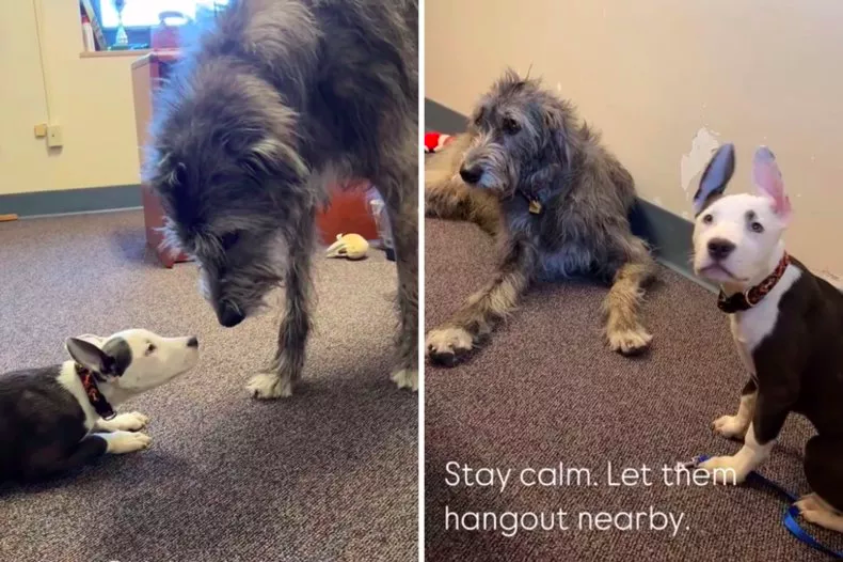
146, 0, 418, 397
425, 71, 655, 365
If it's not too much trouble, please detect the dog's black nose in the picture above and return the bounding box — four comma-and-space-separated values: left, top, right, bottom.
707, 238, 736, 260
218, 306, 245, 328
459, 166, 483, 185
187, 337, 199, 348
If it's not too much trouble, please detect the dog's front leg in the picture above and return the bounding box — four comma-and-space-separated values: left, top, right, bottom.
700, 386, 793, 484
95, 412, 150, 432
247, 217, 314, 400
426, 236, 535, 366
603, 245, 656, 355
712, 379, 757, 440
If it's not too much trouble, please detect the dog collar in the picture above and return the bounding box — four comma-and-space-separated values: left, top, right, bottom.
717, 253, 790, 313
517, 187, 549, 215
75, 363, 116, 420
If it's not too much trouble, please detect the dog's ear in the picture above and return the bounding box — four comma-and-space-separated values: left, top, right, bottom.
244, 136, 308, 181
66, 337, 116, 376
75, 334, 106, 348
693, 143, 735, 215
753, 146, 792, 223
543, 103, 574, 166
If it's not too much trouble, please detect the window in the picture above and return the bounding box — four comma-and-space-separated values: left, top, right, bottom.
97, 1, 229, 29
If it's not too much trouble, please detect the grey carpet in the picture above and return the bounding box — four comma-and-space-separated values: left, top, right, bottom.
424, 218, 843, 561
0, 211, 417, 562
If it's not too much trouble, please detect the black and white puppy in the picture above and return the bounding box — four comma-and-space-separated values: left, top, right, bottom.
692, 143, 843, 533
0, 329, 199, 482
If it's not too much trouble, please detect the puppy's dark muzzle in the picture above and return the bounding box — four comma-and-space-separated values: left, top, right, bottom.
218, 305, 245, 328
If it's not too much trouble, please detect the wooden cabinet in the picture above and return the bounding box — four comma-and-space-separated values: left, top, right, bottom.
131, 50, 186, 268
131, 50, 380, 268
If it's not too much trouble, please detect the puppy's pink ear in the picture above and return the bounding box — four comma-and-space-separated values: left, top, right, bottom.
752, 146, 792, 221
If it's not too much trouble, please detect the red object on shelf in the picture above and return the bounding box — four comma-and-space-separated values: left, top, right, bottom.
316, 181, 380, 245
132, 50, 379, 268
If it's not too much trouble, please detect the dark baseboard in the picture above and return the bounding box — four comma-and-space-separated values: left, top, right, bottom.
424, 97, 712, 292
0, 184, 142, 218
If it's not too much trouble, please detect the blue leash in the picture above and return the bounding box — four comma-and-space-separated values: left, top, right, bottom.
688, 455, 843, 559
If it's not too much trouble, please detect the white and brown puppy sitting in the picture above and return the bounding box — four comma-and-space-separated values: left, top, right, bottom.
692, 143, 843, 533
0, 329, 199, 483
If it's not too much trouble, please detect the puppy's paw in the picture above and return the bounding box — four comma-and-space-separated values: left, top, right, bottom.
246, 373, 293, 400
426, 327, 473, 367
712, 415, 747, 440
103, 431, 152, 454
103, 411, 150, 432
607, 325, 653, 356
698, 455, 746, 485
795, 494, 822, 518
391, 368, 418, 391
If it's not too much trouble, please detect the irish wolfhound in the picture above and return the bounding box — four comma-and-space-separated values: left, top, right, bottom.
426, 70, 655, 365
145, 0, 418, 397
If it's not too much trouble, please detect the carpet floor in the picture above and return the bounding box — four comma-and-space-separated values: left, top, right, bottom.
424, 217, 843, 562
0, 211, 417, 562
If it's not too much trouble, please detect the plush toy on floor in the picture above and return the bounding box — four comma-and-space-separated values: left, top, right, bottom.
326, 233, 369, 260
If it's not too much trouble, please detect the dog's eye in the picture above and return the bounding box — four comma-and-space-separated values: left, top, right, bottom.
171, 163, 187, 187
750, 221, 764, 233
502, 117, 521, 135
702, 214, 713, 224
145, 343, 156, 356
220, 231, 241, 250
474, 108, 485, 127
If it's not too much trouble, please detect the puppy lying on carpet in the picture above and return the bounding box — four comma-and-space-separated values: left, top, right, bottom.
692, 144, 843, 533
0, 329, 199, 483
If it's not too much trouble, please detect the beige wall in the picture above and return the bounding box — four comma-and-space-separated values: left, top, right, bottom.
426, 0, 843, 279
0, 1, 141, 196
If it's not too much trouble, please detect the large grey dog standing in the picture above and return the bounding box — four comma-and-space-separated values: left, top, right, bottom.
426, 71, 654, 365
146, 0, 418, 397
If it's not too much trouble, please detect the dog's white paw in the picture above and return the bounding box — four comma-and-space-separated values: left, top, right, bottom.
391, 369, 418, 391
246, 373, 293, 400
608, 325, 653, 356
101, 411, 149, 432
712, 415, 747, 439
698, 455, 746, 484
426, 327, 473, 367
795, 494, 822, 518
102, 431, 152, 454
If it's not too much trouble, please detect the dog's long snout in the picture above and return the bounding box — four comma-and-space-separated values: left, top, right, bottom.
218, 305, 245, 328
460, 166, 482, 185
707, 238, 736, 260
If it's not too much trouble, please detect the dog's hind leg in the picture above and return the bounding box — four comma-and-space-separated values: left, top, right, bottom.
425, 134, 501, 237
247, 214, 315, 399
603, 240, 656, 355
426, 236, 535, 366
22, 432, 148, 481
799, 435, 843, 532
380, 156, 419, 391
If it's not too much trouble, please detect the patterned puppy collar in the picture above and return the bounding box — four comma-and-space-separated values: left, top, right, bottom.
717, 253, 791, 313
75, 363, 115, 420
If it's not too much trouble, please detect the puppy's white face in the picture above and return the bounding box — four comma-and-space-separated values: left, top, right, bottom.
112, 329, 199, 392
691, 144, 792, 287
66, 329, 199, 394
693, 194, 787, 284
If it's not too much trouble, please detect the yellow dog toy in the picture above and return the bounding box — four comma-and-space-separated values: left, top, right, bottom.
325, 233, 369, 260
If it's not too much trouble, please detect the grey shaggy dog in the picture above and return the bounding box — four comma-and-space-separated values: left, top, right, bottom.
425, 70, 655, 365
145, 0, 418, 398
